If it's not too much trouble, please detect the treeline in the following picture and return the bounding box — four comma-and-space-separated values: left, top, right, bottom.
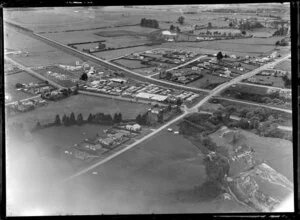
275, 38, 288, 46
34, 112, 124, 131
273, 27, 289, 36
140, 18, 159, 28
222, 89, 291, 106
180, 104, 292, 142
239, 21, 264, 30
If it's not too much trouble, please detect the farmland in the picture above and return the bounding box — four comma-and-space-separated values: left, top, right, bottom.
5, 71, 43, 102
4, 27, 84, 67
6, 94, 150, 129
60, 130, 250, 214
184, 73, 230, 90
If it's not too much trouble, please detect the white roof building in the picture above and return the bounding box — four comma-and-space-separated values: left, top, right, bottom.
135, 92, 168, 102
162, 30, 177, 36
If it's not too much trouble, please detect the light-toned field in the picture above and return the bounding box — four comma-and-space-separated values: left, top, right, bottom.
6, 94, 150, 129
274, 60, 291, 72
5, 71, 43, 102
4, 27, 84, 67
113, 58, 149, 69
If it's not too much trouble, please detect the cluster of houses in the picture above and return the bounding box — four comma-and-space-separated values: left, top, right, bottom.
6, 96, 47, 115
129, 48, 198, 67
81, 76, 200, 104
15, 82, 55, 95
65, 123, 142, 161
258, 69, 289, 77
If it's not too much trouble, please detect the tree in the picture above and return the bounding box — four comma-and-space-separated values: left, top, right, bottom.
77, 113, 84, 125
170, 24, 175, 31
62, 114, 69, 126
176, 98, 183, 106
15, 83, 24, 88
36, 121, 41, 128
87, 113, 93, 122
238, 118, 249, 129
241, 30, 246, 35
178, 16, 185, 25
136, 114, 142, 124
216, 51, 223, 61
176, 26, 181, 33
118, 113, 123, 123
157, 112, 164, 123
208, 22, 212, 28
80, 72, 88, 81
229, 22, 233, 27
69, 112, 76, 125
54, 114, 61, 126
202, 137, 217, 152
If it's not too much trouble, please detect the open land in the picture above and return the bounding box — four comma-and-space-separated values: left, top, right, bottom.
5, 71, 43, 102
6, 94, 150, 129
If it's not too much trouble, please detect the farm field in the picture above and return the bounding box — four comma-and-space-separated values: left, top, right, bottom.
58, 130, 250, 214
4, 27, 84, 67
222, 83, 269, 95
6, 94, 150, 129
247, 28, 277, 38
274, 60, 291, 72
188, 74, 230, 90
5, 71, 43, 102
210, 129, 293, 181
31, 124, 110, 152
113, 58, 150, 69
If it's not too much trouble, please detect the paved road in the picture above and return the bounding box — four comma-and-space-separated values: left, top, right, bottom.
215, 97, 292, 114
62, 54, 290, 182
5, 57, 65, 90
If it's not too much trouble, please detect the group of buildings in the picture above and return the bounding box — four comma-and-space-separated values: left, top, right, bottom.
65, 123, 142, 161
16, 82, 55, 95
81, 76, 200, 104
6, 96, 47, 115
128, 48, 198, 68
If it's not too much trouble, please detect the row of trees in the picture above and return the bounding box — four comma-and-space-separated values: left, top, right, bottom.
273, 27, 289, 36
169, 25, 181, 33
140, 18, 159, 28
35, 112, 124, 129
275, 38, 288, 46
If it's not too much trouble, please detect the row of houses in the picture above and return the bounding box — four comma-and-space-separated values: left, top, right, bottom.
65, 124, 142, 161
